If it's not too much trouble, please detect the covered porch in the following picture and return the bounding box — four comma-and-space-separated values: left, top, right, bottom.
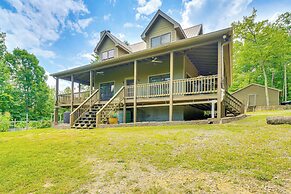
52, 29, 234, 125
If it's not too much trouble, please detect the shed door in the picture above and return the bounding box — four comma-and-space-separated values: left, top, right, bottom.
248, 94, 256, 106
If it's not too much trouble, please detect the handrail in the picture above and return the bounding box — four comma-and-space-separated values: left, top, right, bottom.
70, 89, 99, 115
58, 91, 90, 96
96, 86, 124, 116
70, 89, 99, 126
125, 75, 218, 98
96, 86, 125, 125
225, 91, 244, 114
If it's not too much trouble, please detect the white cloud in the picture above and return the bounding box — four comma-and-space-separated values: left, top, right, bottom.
89, 32, 100, 47
117, 33, 125, 41
109, 0, 117, 6
0, 0, 90, 59
181, 0, 254, 31
181, 0, 205, 28
103, 14, 111, 21
46, 71, 56, 88
80, 52, 94, 61
123, 22, 143, 28
135, 0, 162, 20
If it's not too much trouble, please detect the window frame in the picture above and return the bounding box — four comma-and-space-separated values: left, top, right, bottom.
150, 33, 171, 48
248, 94, 257, 106
101, 49, 115, 60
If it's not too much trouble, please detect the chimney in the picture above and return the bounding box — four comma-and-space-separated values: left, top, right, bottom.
100, 30, 111, 37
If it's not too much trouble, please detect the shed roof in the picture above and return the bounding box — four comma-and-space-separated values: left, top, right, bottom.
232, 83, 282, 94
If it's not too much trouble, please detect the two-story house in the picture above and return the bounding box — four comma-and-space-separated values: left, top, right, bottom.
51, 10, 244, 129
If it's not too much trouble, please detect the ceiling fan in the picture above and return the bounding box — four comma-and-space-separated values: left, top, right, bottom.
151, 57, 163, 64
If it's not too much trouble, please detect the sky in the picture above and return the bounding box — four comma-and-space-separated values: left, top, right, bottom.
0, 0, 290, 89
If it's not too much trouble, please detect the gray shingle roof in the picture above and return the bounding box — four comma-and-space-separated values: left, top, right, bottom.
184, 24, 203, 38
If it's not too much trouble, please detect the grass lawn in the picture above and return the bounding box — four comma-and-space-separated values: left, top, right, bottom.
0, 110, 290, 193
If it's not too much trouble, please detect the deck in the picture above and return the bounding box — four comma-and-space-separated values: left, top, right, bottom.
57, 75, 218, 108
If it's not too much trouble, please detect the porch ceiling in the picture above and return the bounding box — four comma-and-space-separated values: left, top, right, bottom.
186, 43, 218, 76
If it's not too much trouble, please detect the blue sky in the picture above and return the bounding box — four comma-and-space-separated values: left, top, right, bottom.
0, 0, 290, 88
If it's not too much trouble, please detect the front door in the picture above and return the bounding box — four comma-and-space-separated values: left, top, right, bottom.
100, 82, 114, 101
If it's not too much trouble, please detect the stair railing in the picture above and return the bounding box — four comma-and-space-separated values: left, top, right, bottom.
96, 86, 125, 125
70, 89, 99, 127
224, 91, 245, 114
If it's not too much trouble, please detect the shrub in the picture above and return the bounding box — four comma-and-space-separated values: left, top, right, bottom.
0, 112, 11, 132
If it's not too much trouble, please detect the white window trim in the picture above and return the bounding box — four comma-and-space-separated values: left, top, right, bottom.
150, 32, 171, 48
101, 49, 115, 60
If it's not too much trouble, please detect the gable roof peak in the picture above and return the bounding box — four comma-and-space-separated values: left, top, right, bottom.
141, 9, 186, 41
94, 30, 131, 53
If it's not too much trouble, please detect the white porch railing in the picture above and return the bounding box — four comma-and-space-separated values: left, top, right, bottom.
58, 91, 90, 105
125, 75, 218, 98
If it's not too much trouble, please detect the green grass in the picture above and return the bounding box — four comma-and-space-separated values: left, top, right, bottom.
0, 110, 290, 193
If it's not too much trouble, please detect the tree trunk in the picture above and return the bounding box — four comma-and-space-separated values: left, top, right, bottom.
262, 64, 270, 106
284, 63, 287, 101
267, 116, 291, 125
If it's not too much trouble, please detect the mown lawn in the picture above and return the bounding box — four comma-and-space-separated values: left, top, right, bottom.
0, 110, 290, 193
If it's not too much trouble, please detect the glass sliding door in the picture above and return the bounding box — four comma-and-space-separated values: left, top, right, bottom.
100, 82, 114, 101
149, 74, 170, 97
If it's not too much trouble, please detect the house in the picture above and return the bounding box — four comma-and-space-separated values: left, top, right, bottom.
51, 10, 244, 129
232, 83, 281, 108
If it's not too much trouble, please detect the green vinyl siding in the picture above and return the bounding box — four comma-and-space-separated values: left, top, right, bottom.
145, 16, 175, 48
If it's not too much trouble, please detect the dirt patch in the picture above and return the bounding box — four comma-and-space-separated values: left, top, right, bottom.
75, 160, 290, 193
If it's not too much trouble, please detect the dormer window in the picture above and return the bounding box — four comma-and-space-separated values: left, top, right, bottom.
151, 33, 171, 48
102, 49, 115, 60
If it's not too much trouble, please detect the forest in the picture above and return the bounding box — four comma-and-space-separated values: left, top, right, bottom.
0, 10, 290, 126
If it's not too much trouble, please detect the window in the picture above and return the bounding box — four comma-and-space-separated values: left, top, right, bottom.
101, 49, 115, 60
151, 33, 171, 48
149, 74, 170, 83
149, 74, 170, 96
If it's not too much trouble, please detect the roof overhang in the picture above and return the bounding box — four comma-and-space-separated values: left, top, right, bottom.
51, 27, 232, 78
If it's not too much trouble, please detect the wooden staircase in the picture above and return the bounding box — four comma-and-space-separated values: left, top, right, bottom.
70, 86, 125, 129
224, 91, 244, 116
96, 86, 125, 125
72, 104, 103, 129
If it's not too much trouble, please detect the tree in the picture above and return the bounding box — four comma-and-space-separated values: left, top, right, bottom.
90, 53, 99, 64
5, 49, 53, 120
232, 9, 290, 104
0, 32, 14, 113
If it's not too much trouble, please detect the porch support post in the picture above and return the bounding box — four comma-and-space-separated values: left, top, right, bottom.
211, 100, 215, 118
78, 83, 81, 101
90, 70, 93, 94
71, 74, 74, 112
54, 77, 59, 125
123, 93, 126, 124
217, 41, 222, 120
133, 60, 137, 124
90, 70, 93, 106
169, 51, 174, 121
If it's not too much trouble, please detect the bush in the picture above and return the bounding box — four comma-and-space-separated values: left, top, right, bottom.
0, 112, 11, 132
14, 120, 52, 129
